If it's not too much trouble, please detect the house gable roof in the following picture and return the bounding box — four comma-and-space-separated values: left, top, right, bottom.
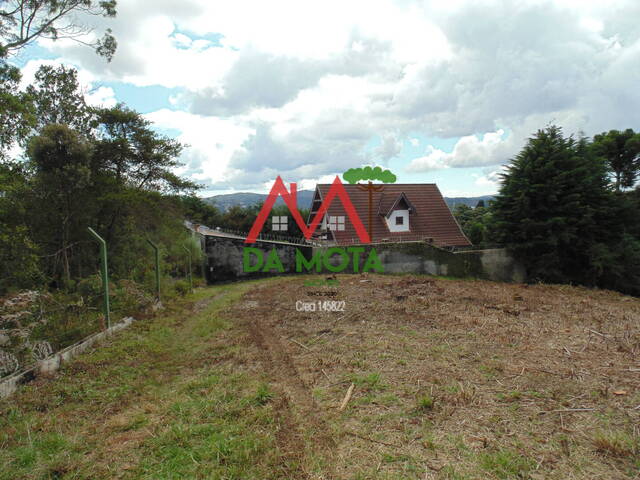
314, 183, 471, 247
381, 192, 416, 218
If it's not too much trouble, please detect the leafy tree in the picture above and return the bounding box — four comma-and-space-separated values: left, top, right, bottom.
26, 64, 95, 136
179, 195, 222, 228
94, 104, 197, 193
467, 222, 485, 245
0, 162, 41, 292
476, 199, 485, 208
269, 204, 309, 238
492, 126, 624, 286
0, 63, 35, 160
453, 203, 493, 246
0, 0, 117, 60
220, 204, 262, 232
27, 124, 94, 284
592, 129, 640, 191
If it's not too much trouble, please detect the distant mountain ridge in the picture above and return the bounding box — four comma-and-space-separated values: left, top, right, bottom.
203, 191, 494, 211
203, 190, 316, 211
445, 195, 495, 208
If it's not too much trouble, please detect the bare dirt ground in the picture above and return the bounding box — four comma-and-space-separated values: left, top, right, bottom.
231, 274, 640, 480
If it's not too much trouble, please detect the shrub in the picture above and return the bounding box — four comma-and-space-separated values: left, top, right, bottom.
416, 394, 435, 411
173, 280, 190, 296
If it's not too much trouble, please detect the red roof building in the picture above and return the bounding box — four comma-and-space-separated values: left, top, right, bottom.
308, 183, 471, 248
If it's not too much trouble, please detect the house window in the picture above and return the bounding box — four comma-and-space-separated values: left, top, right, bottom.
328, 215, 345, 231
395, 216, 404, 225
272, 216, 288, 231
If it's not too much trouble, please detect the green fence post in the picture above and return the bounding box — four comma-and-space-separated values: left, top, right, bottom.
87, 227, 110, 329
182, 245, 193, 292
147, 239, 161, 303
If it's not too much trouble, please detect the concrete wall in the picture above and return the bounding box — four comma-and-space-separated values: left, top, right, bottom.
0, 316, 135, 400
316, 242, 526, 283
202, 235, 526, 283
456, 248, 527, 283
204, 235, 313, 282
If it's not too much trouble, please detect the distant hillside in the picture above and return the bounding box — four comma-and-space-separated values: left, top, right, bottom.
203, 190, 316, 211
445, 195, 495, 209
203, 191, 494, 211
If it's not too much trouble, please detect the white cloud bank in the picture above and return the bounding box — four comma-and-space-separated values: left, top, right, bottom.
407, 129, 509, 172
20, 0, 640, 192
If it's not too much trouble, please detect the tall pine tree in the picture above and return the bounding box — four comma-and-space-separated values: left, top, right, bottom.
492, 126, 618, 285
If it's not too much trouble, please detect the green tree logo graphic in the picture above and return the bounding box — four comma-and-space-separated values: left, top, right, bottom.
342, 166, 397, 241
343, 166, 397, 184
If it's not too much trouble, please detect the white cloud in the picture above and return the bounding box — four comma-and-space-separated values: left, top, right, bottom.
375, 134, 402, 161
143, 109, 253, 185
19, 0, 640, 191
407, 129, 509, 172
85, 86, 116, 107
405, 145, 452, 172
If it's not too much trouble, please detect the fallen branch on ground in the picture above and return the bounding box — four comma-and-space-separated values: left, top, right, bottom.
345, 431, 401, 448
539, 408, 595, 415
339, 383, 355, 411
289, 339, 311, 351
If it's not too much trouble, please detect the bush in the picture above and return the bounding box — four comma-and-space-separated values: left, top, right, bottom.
112, 279, 154, 315
173, 280, 190, 296
76, 275, 103, 299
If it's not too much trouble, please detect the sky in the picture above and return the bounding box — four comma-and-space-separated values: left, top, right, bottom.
9, 0, 640, 197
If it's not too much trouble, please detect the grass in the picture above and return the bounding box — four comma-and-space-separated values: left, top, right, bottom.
226, 273, 640, 479
416, 394, 435, 411
479, 449, 534, 479
0, 280, 292, 480
592, 430, 639, 458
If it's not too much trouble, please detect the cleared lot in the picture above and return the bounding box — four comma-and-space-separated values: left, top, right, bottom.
1, 275, 639, 479
234, 274, 640, 479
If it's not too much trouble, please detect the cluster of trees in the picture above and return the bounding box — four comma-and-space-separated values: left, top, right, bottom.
0, 64, 212, 294
453, 200, 492, 246
454, 126, 640, 295
0, 3, 227, 295
0, 72, 302, 295
177, 198, 309, 238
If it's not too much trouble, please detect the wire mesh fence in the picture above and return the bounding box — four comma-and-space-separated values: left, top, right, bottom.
0, 232, 202, 380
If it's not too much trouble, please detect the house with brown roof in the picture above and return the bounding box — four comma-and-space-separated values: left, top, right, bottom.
308, 183, 471, 248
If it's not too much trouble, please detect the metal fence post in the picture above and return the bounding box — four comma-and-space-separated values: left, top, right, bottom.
182, 245, 192, 292
87, 227, 110, 329
146, 239, 161, 303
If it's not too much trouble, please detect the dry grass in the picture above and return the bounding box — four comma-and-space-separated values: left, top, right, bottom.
231, 274, 640, 479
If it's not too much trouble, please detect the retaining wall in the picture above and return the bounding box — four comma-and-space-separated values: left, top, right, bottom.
203, 235, 313, 282
317, 242, 525, 283
203, 235, 526, 283
0, 316, 135, 399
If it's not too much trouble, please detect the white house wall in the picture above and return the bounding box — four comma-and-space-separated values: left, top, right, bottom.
385, 209, 410, 232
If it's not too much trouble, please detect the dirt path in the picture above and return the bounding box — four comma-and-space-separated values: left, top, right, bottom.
240, 283, 337, 480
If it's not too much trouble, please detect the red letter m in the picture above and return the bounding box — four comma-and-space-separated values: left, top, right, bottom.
245, 176, 370, 244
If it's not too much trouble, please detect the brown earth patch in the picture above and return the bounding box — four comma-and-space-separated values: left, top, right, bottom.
227, 274, 640, 479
